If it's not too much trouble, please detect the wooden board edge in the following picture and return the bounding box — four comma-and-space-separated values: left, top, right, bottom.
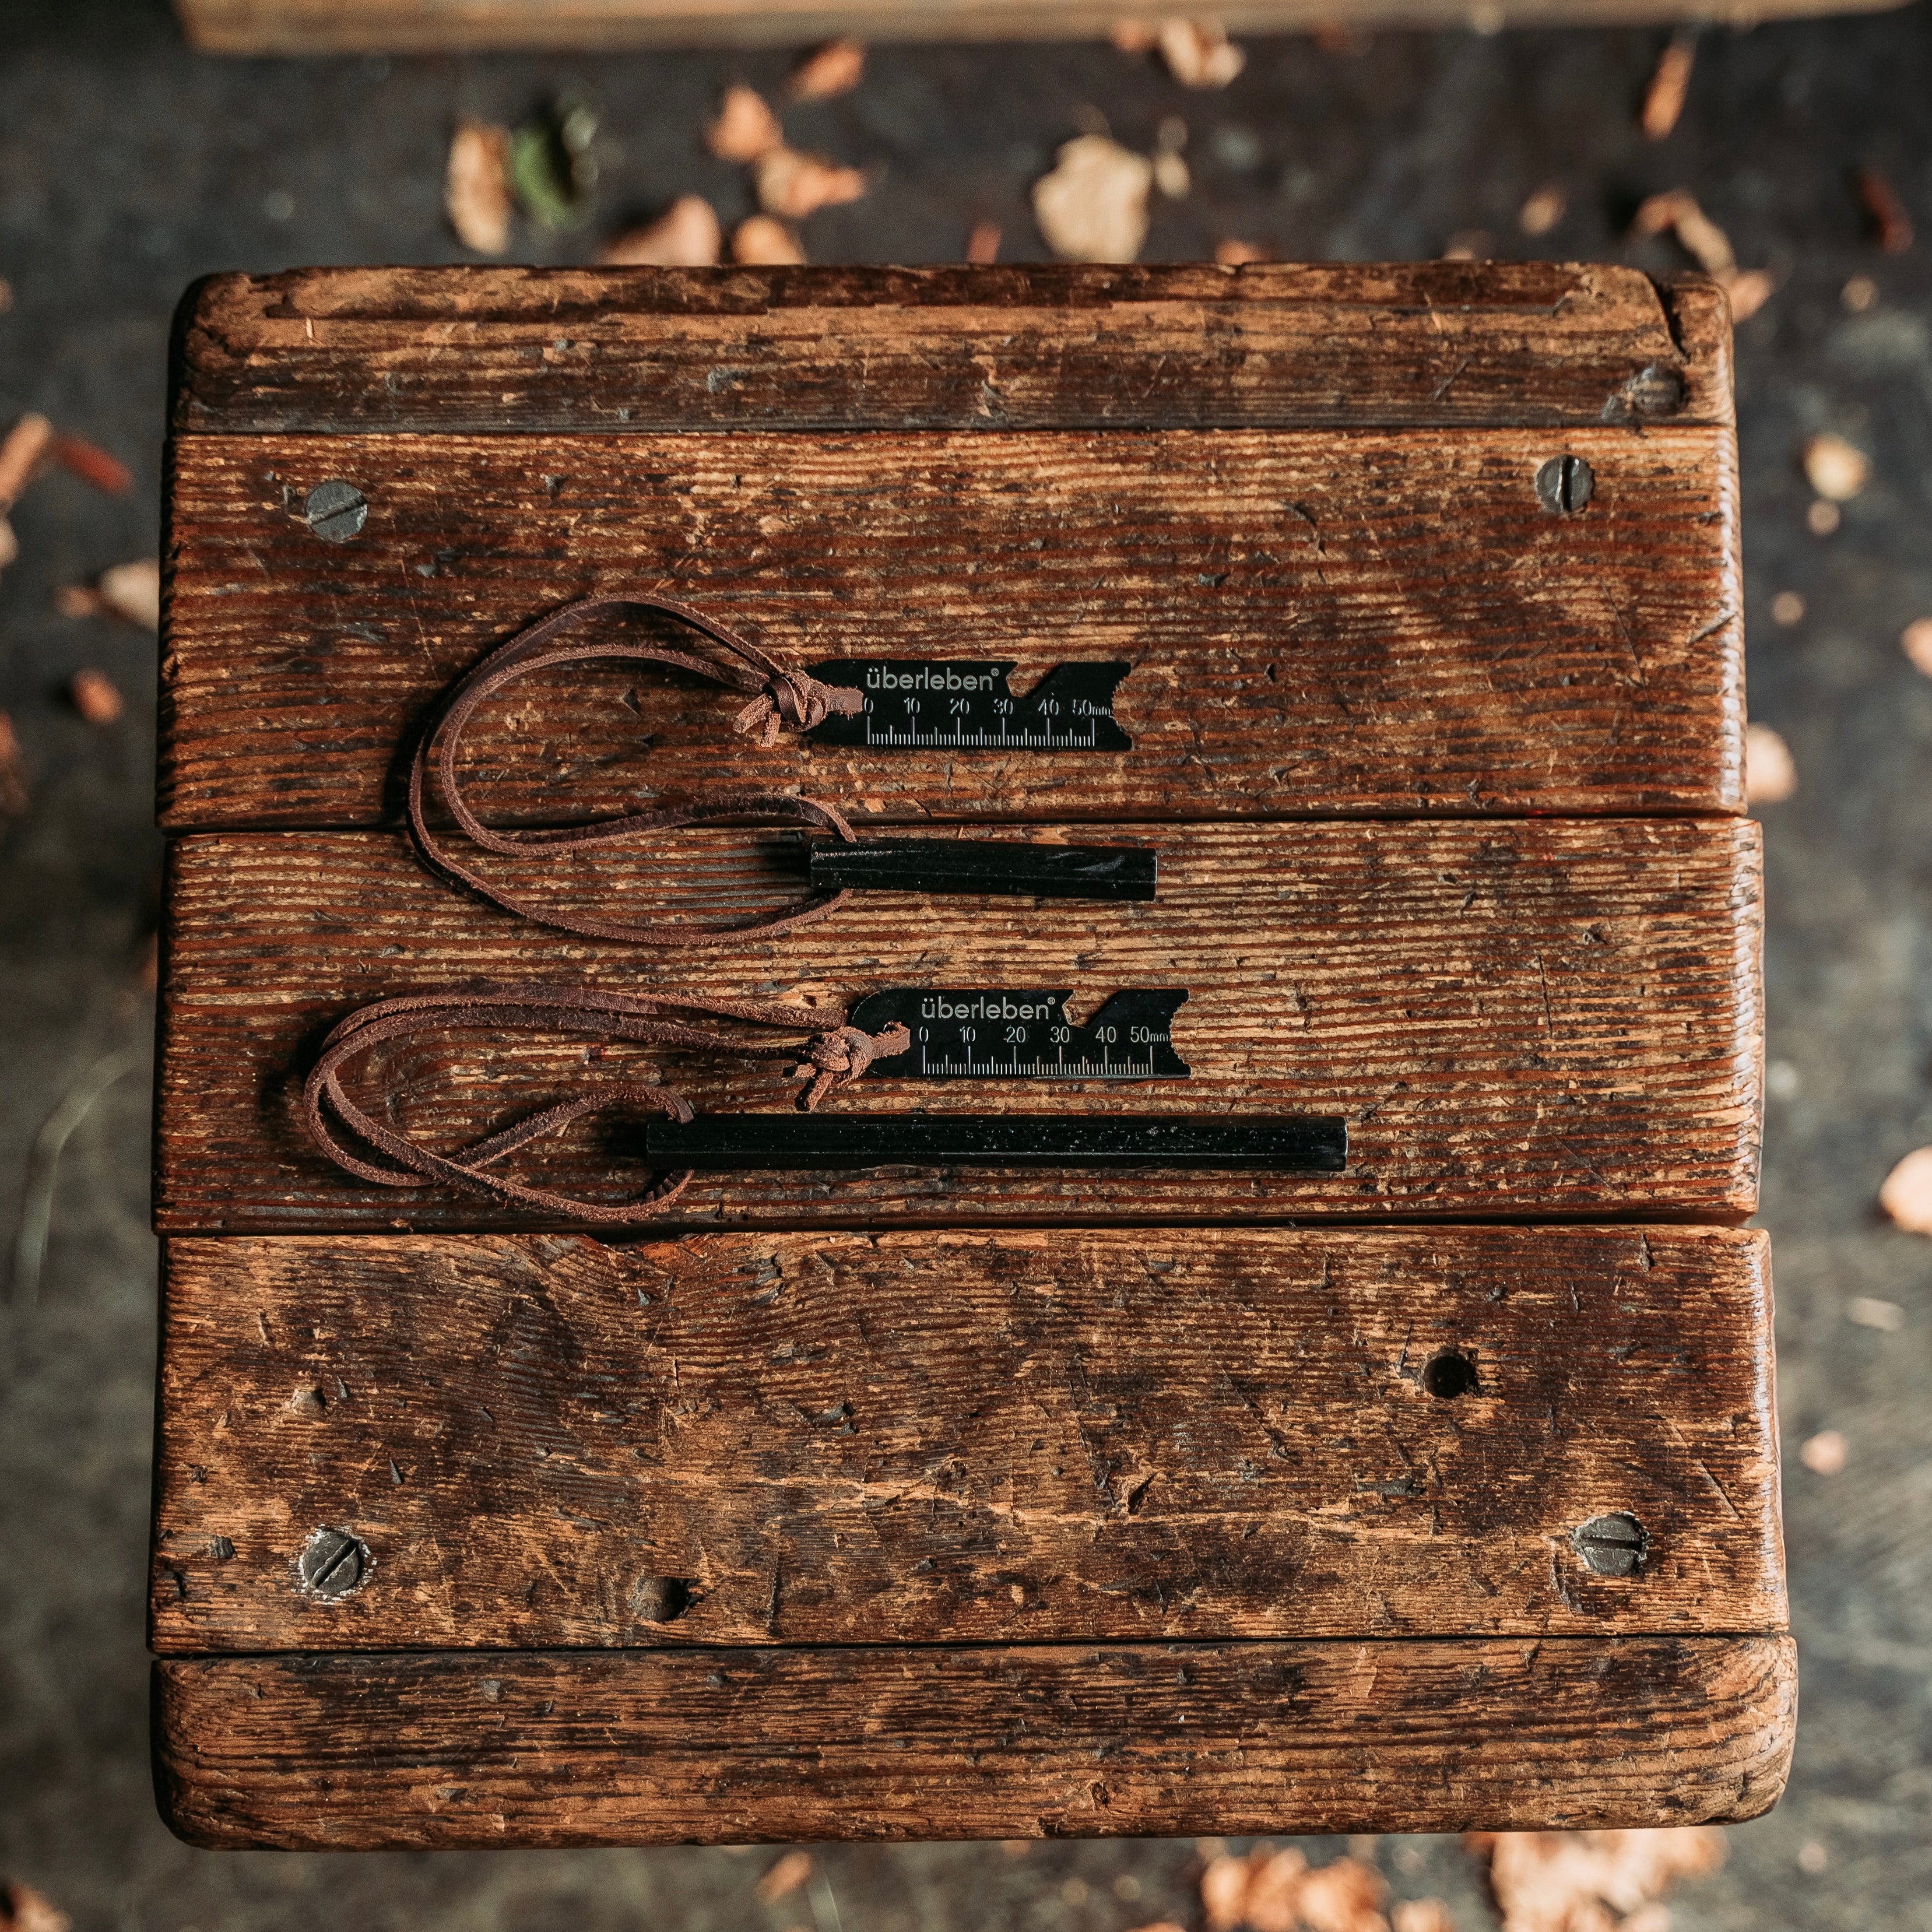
171, 0, 1905, 56
152, 1634, 1796, 1849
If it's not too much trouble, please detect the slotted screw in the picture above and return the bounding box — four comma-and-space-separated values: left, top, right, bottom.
303, 479, 368, 543
1536, 454, 1595, 515
297, 1526, 370, 1599
1571, 1512, 1648, 1578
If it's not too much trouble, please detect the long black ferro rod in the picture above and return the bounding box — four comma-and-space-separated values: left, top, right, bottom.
809, 839, 1156, 902
644, 1114, 1348, 1172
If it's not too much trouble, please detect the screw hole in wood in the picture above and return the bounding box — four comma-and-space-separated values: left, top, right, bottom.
633, 1575, 692, 1624
1421, 1350, 1479, 1399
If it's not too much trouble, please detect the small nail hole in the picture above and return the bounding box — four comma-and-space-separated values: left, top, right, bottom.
633, 1575, 691, 1624
1421, 1350, 1479, 1399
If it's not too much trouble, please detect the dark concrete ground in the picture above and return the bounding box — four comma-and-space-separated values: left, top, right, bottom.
1, 1, 1929, 1926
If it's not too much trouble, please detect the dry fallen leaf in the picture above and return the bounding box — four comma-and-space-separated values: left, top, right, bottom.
0, 412, 53, 511
1441, 231, 1491, 261
445, 120, 513, 254
757, 1850, 813, 1902
1807, 498, 1840, 536
1158, 17, 1246, 86
1842, 273, 1878, 311
1854, 164, 1913, 253
69, 667, 124, 725
965, 220, 1002, 263
98, 558, 162, 630
1034, 135, 1153, 263
1519, 185, 1565, 236
51, 434, 133, 496
1246, 1848, 1311, 1932
1112, 17, 1159, 49
1392, 1903, 1456, 1932
756, 146, 867, 219
1216, 238, 1269, 264
789, 37, 866, 100
732, 216, 805, 265
1632, 189, 1733, 272
0, 517, 15, 572
1298, 1857, 1390, 1932
1797, 1840, 1828, 1874
1770, 591, 1805, 626
1878, 1146, 1932, 1234
54, 584, 103, 619
0, 1882, 72, 1932
708, 85, 785, 162
1721, 268, 1773, 322
1124, 1925, 1187, 1932
0, 711, 27, 816
1802, 432, 1869, 503
600, 196, 722, 266
1900, 617, 1932, 677
1800, 1428, 1847, 1474
1847, 1294, 1905, 1329
1744, 722, 1795, 804
1640, 34, 1695, 140
1202, 1850, 1259, 1930
1154, 149, 1190, 198
1473, 1829, 1724, 1932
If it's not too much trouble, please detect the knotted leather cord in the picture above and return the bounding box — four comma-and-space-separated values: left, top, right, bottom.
406, 592, 866, 946
303, 986, 909, 1224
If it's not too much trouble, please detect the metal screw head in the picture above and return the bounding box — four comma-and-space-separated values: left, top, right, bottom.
1536, 454, 1595, 515
1571, 1512, 1648, 1578
296, 1526, 371, 1599
303, 480, 368, 543
1625, 362, 1687, 417
631, 1574, 691, 1624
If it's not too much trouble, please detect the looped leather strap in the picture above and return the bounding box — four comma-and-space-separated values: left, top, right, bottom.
303, 986, 909, 1224
406, 593, 866, 947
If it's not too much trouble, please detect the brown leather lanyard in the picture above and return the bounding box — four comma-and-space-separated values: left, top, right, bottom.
406, 592, 865, 947
303, 986, 908, 1223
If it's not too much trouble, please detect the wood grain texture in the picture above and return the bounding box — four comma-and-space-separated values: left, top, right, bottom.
151, 1226, 1782, 1652
153, 1634, 1797, 1847
171, 263, 1732, 434
158, 426, 1743, 830
154, 819, 1763, 1231
171, 0, 1900, 54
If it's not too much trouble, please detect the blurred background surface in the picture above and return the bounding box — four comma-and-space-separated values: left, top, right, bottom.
1, 1, 1929, 1927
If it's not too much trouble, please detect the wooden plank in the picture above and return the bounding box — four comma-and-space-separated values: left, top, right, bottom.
157, 426, 1743, 830
172, 0, 1902, 54
171, 264, 1732, 435
153, 819, 1763, 1231
151, 1226, 1782, 1652
154, 1634, 1797, 1848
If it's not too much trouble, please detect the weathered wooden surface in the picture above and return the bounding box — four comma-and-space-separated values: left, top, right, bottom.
159, 426, 1743, 830
171, 264, 1732, 435
152, 1225, 1781, 1652
154, 1634, 1797, 1847
170, 0, 1900, 54
154, 818, 1762, 1231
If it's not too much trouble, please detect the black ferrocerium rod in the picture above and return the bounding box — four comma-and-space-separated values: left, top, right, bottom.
807, 838, 1156, 902
644, 1114, 1348, 1171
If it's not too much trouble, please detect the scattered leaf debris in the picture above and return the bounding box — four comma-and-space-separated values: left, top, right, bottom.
601, 196, 722, 265
1112, 18, 1159, 50
965, 219, 1002, 263
1154, 118, 1191, 198
1797, 1840, 1829, 1874
0, 1882, 72, 1932
68, 667, 124, 726
97, 558, 162, 631
1158, 17, 1247, 86
1519, 185, 1565, 236
445, 120, 513, 254
1640, 34, 1695, 140
0, 711, 28, 815
1034, 134, 1154, 262
1803, 431, 1869, 502
788, 38, 866, 100
757, 1850, 813, 1902
1853, 164, 1913, 253
756, 146, 867, 219
510, 97, 599, 231
732, 215, 805, 264
1878, 1145, 1932, 1234
1807, 498, 1840, 536
0, 411, 53, 511
1630, 191, 1772, 320
1469, 1828, 1724, 1932
1800, 1428, 1847, 1474
1216, 238, 1270, 264
1900, 617, 1932, 677
1390, 1905, 1455, 1932
708, 85, 785, 162
1298, 1856, 1390, 1932
1744, 722, 1796, 803
1842, 273, 1878, 311
1203, 1847, 1392, 1932
1846, 1294, 1905, 1329
1770, 590, 1805, 626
